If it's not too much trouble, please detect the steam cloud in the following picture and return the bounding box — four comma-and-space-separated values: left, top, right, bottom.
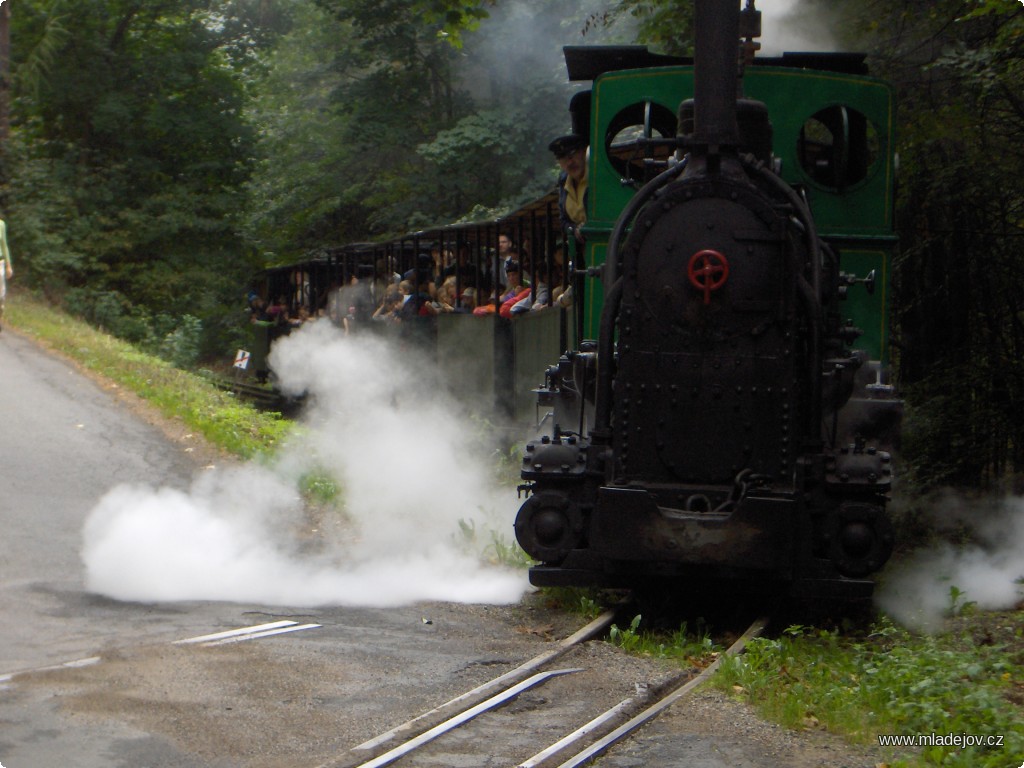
875, 493, 1024, 632
759, 0, 839, 55
82, 321, 528, 608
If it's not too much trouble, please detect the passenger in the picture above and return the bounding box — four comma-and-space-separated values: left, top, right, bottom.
502, 261, 526, 299
372, 285, 402, 323
553, 283, 574, 309
428, 242, 443, 288
326, 279, 345, 326
247, 294, 270, 323
550, 249, 574, 308
290, 269, 311, 309
398, 270, 433, 320
549, 134, 589, 243
341, 271, 374, 335
402, 252, 437, 300
439, 244, 475, 288
434, 275, 459, 313
498, 233, 518, 287
499, 284, 533, 318
0, 217, 11, 332
474, 260, 525, 316
266, 296, 289, 325
372, 258, 399, 305
510, 266, 550, 315
457, 287, 478, 313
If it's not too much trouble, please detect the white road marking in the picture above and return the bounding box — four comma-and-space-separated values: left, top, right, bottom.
1, 620, 322, 686
200, 623, 322, 646
0, 656, 102, 683
172, 620, 300, 645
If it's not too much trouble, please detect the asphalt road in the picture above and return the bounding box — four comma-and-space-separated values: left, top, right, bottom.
0, 329, 209, 671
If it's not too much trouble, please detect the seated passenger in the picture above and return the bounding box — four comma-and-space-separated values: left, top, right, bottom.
248, 295, 270, 323
500, 285, 533, 318
510, 267, 550, 315
553, 284, 574, 308
398, 277, 433, 320
457, 287, 478, 313
373, 258, 400, 303
266, 296, 290, 325
475, 261, 525, 316
433, 275, 459, 313
439, 244, 476, 288
372, 286, 403, 323
498, 232, 518, 287
325, 279, 345, 326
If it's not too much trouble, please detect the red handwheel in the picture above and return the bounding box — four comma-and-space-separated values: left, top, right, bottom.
687, 249, 730, 304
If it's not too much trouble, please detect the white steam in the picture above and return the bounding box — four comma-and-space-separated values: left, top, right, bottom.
82, 320, 528, 608
875, 494, 1024, 632
759, 0, 838, 55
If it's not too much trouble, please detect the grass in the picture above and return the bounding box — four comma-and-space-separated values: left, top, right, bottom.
453, 517, 535, 570
608, 613, 721, 667
6, 291, 292, 459
713, 615, 1024, 766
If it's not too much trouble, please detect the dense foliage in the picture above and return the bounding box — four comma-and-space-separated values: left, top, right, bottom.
2, 0, 274, 358
1, 0, 1022, 488
830, 0, 1024, 488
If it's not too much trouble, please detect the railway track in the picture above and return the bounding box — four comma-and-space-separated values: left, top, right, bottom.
204, 372, 303, 413
318, 611, 768, 768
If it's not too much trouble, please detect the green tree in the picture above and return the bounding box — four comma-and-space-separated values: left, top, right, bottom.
244, 0, 358, 254
5, 0, 280, 356
245, 0, 598, 255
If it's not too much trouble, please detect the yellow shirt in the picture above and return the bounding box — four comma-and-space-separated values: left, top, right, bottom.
564, 174, 588, 227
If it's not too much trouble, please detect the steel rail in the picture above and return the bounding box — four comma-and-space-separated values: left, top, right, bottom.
546, 616, 770, 768
515, 685, 650, 768
318, 609, 618, 768
350, 608, 616, 754
351, 668, 581, 768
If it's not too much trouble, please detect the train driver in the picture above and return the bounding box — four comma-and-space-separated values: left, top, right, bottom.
548, 134, 589, 243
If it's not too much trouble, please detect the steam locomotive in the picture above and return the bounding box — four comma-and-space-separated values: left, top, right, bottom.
513, 0, 901, 598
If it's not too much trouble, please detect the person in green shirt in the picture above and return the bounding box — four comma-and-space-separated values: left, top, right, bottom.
0, 218, 11, 332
